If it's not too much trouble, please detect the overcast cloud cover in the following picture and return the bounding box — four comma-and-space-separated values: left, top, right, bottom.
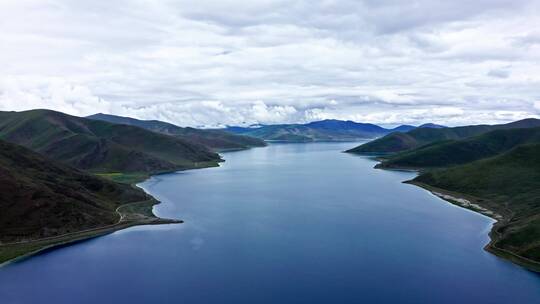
1, 0, 539, 127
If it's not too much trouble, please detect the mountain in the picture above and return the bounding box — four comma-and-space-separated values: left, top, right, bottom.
418, 123, 446, 129
87, 113, 266, 151
412, 143, 540, 267
377, 127, 540, 169
346, 118, 540, 154
304, 119, 388, 133
0, 139, 147, 243
224, 126, 256, 134
226, 119, 409, 142
224, 120, 452, 142
0, 110, 221, 174
391, 125, 417, 132
0, 138, 177, 263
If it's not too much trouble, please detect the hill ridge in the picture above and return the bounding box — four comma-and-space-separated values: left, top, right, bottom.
0, 109, 221, 174
346, 118, 540, 153
87, 113, 266, 151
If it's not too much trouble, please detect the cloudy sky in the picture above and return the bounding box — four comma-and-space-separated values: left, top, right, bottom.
1, 0, 539, 127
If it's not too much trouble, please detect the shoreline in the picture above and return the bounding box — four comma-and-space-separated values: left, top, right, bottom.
0, 165, 202, 267
406, 180, 540, 273
0, 146, 256, 267
0, 197, 182, 268
406, 181, 505, 221
353, 152, 540, 273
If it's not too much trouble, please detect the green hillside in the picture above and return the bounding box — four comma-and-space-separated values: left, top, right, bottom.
378, 127, 540, 169
0, 138, 183, 263
346, 118, 540, 154
0, 110, 221, 174
0, 139, 150, 243
413, 144, 540, 265
87, 113, 266, 151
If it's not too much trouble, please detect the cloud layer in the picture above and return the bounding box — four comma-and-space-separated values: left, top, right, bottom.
1, 0, 539, 127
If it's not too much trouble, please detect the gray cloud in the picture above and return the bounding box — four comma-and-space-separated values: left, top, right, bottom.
487, 68, 511, 79
513, 32, 540, 46
0, 0, 539, 127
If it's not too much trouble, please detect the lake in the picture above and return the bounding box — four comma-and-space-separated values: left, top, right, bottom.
1, 142, 539, 303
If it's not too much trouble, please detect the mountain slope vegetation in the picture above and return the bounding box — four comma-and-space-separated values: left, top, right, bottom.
0, 110, 221, 174
413, 144, 540, 265
87, 113, 266, 151
378, 127, 540, 169
0, 139, 149, 244
346, 118, 540, 154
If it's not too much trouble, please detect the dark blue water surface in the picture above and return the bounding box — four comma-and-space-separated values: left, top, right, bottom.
1, 142, 539, 303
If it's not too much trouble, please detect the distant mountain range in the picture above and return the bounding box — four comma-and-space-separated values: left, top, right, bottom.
87, 113, 266, 151
346, 117, 540, 271
225, 119, 444, 142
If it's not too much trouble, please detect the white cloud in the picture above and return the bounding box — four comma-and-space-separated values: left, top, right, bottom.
0, 76, 114, 116
535, 101, 540, 112
0, 0, 539, 127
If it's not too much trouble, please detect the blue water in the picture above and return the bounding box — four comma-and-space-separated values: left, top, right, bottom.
1, 142, 539, 303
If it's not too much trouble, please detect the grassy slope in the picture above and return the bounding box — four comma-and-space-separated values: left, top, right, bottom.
413, 144, 540, 266
0, 139, 156, 253
0, 109, 221, 174
347, 118, 540, 153
0, 138, 184, 264
87, 113, 266, 151
379, 127, 540, 168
